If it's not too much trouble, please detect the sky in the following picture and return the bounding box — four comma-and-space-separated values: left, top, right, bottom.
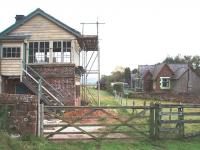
1, 0, 200, 75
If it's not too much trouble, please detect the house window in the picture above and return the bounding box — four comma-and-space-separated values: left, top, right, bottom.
160, 77, 170, 89
53, 41, 71, 63
63, 41, 71, 63
2, 47, 20, 58
29, 42, 49, 63
53, 41, 62, 63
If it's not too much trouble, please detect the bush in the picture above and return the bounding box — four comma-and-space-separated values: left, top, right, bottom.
0, 105, 9, 131
113, 83, 123, 93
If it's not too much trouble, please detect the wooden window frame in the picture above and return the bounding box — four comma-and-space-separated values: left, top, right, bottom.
160, 77, 170, 89
2, 47, 21, 58
28, 41, 49, 63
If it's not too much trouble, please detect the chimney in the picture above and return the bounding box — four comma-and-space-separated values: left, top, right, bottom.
15, 15, 25, 22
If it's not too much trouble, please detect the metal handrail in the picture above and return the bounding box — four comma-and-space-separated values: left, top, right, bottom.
23, 69, 64, 106
22, 61, 64, 100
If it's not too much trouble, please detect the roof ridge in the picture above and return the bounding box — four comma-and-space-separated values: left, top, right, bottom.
0, 8, 81, 37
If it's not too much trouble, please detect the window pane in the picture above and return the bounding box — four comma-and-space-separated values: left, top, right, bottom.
67, 41, 71, 52
53, 42, 57, 48
3, 48, 7, 57
67, 41, 71, 48
40, 42, 44, 48
12, 48, 16, 57
45, 42, 49, 48
40, 42, 44, 52
16, 48, 20, 57
29, 42, 33, 49
7, 48, 11, 57
58, 42, 61, 48
34, 42, 38, 48
63, 42, 66, 52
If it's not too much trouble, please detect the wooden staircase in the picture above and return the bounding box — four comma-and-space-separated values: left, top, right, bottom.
22, 63, 64, 106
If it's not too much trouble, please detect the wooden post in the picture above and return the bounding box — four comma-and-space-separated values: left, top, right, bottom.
149, 102, 155, 138
169, 108, 172, 121
154, 103, 161, 140
144, 101, 146, 115
178, 105, 184, 138
40, 103, 44, 137
126, 97, 128, 106
132, 100, 135, 114
37, 79, 42, 137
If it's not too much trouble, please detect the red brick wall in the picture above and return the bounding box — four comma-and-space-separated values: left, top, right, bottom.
154, 65, 173, 92
31, 64, 80, 106
143, 72, 153, 92
0, 94, 37, 135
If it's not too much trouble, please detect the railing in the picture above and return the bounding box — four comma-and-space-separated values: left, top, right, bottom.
22, 61, 64, 106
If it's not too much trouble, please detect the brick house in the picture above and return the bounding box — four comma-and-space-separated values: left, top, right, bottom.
132, 63, 200, 94
0, 8, 94, 106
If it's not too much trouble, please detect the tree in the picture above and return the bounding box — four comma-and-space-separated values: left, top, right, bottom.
100, 66, 127, 92
124, 67, 131, 86
162, 54, 200, 75
132, 68, 138, 74
163, 55, 174, 64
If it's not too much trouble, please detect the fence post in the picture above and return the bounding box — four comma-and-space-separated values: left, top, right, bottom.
144, 101, 146, 115
178, 104, 184, 138
169, 108, 172, 121
154, 102, 161, 140
40, 103, 44, 137
149, 102, 155, 138
37, 79, 42, 137
132, 100, 135, 114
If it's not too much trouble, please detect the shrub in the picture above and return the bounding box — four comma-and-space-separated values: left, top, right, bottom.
113, 83, 123, 93
0, 105, 9, 131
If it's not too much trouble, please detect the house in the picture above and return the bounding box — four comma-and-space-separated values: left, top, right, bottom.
0, 8, 95, 106
132, 63, 200, 94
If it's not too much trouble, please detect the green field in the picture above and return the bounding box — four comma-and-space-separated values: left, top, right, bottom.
88, 88, 200, 136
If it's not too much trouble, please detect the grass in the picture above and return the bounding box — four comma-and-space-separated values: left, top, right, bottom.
1, 89, 200, 150
87, 88, 200, 136
0, 131, 200, 150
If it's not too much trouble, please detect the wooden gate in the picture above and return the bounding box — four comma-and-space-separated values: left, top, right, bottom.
150, 103, 200, 139
40, 105, 151, 141
38, 103, 200, 140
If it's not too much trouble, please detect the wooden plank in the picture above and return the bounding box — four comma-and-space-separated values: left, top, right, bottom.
44, 105, 151, 109
160, 104, 200, 108
159, 127, 179, 132
43, 131, 146, 134
44, 123, 149, 127
160, 112, 183, 116
9, 15, 75, 40
1, 59, 21, 75
160, 120, 200, 124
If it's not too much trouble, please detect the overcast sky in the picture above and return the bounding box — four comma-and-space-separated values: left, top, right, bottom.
1, 0, 200, 75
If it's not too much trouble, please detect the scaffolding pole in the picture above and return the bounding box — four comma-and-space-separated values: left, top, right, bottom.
79, 21, 104, 106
